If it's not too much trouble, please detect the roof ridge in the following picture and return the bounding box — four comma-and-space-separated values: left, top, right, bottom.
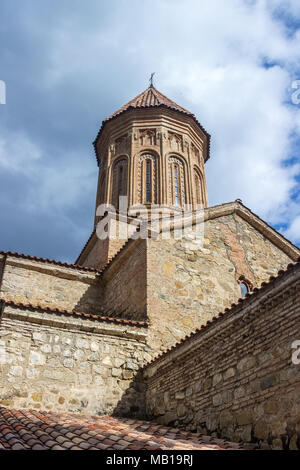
0, 298, 148, 328
105, 86, 194, 121
0, 250, 101, 273
74, 229, 96, 265
94, 201, 299, 276
150, 86, 193, 114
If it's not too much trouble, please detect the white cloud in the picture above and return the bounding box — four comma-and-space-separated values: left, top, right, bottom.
1, 0, 300, 250
0, 132, 42, 174
0, 130, 96, 213
284, 214, 300, 242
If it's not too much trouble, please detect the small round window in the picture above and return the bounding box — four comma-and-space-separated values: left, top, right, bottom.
240, 281, 249, 297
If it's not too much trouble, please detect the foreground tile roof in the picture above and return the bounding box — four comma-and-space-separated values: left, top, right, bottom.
0, 407, 253, 450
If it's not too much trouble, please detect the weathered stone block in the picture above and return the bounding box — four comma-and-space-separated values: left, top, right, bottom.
213, 373, 222, 387
236, 409, 252, 426
260, 375, 277, 391
177, 404, 187, 418
9, 365, 23, 377
29, 351, 45, 366
254, 421, 269, 440
31, 392, 43, 402
224, 367, 235, 380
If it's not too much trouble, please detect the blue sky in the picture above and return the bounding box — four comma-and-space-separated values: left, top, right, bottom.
0, 0, 300, 263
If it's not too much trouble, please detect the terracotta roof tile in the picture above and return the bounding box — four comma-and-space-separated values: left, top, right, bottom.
106, 86, 194, 121
0, 407, 255, 450
0, 250, 101, 273
93, 86, 211, 163
0, 298, 148, 328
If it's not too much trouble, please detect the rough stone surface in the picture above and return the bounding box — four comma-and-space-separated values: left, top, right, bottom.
0, 257, 103, 314
0, 305, 149, 417
146, 213, 293, 351
144, 263, 300, 450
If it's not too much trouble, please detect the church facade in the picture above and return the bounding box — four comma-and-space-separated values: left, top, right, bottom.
0, 86, 299, 450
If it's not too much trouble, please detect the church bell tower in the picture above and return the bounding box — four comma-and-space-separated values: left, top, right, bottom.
76, 84, 211, 269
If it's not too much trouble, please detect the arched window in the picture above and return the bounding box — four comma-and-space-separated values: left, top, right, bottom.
240, 281, 250, 297
138, 154, 157, 204
194, 169, 204, 206
99, 170, 106, 204
174, 164, 180, 206
169, 157, 186, 207
145, 160, 152, 203
111, 158, 128, 210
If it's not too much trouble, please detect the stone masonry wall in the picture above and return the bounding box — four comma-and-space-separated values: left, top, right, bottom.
144, 263, 300, 450
102, 239, 147, 322
0, 257, 4, 285
147, 213, 294, 351
0, 257, 103, 314
81, 237, 110, 270
0, 303, 150, 417
78, 217, 139, 270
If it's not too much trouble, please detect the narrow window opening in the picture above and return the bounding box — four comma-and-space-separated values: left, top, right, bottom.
146, 160, 151, 203
118, 166, 123, 196
174, 165, 180, 206
240, 281, 249, 297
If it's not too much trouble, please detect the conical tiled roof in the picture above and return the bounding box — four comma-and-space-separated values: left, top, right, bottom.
94, 86, 211, 162
105, 86, 194, 121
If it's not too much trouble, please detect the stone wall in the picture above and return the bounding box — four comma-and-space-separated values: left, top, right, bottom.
80, 236, 110, 270
102, 239, 147, 322
0, 302, 150, 417
0, 256, 103, 314
77, 216, 139, 270
144, 262, 300, 450
146, 212, 295, 351
0, 256, 5, 285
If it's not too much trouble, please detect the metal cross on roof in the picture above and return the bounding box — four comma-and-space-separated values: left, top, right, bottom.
149, 72, 155, 88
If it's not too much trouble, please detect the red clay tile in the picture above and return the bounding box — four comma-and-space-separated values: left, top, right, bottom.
0, 406, 254, 451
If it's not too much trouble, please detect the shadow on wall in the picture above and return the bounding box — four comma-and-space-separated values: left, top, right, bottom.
73, 278, 148, 321
73, 276, 104, 315
112, 370, 147, 420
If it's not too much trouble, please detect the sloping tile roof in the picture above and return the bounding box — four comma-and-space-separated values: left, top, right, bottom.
0, 407, 253, 450
105, 86, 194, 121
0, 298, 148, 328
93, 86, 211, 163
0, 250, 101, 273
